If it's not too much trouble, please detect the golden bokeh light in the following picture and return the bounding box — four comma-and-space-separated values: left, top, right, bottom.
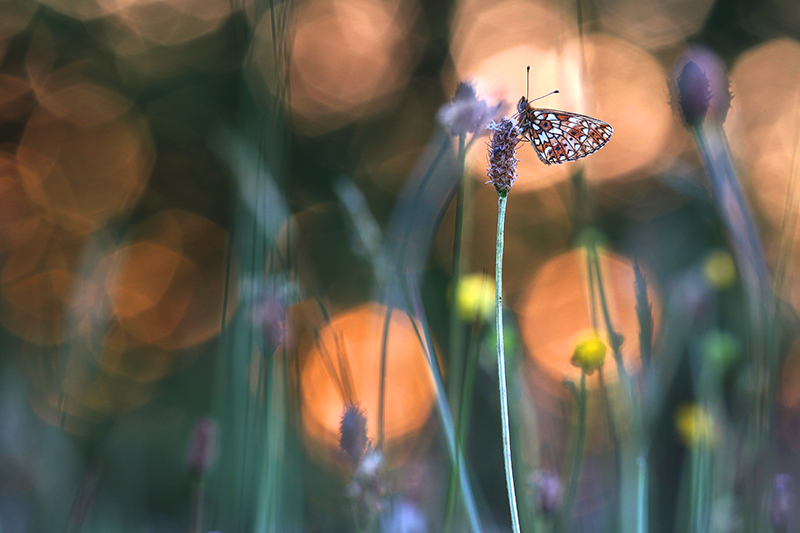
517, 248, 659, 384
300, 303, 435, 463
0, 217, 100, 345
102, 0, 232, 48
450, 0, 567, 84
596, 0, 715, 50
249, 0, 415, 134
25, 342, 155, 434
103, 209, 234, 350
17, 81, 155, 234
40, 0, 232, 47
457, 31, 681, 190
725, 39, 800, 310
727, 38, 800, 230
98, 323, 180, 383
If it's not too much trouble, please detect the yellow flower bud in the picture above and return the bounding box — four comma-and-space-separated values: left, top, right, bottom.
570, 336, 607, 375
455, 273, 495, 322
675, 403, 715, 447
703, 250, 736, 289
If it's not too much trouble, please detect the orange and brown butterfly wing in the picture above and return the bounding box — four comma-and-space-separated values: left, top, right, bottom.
518, 103, 613, 165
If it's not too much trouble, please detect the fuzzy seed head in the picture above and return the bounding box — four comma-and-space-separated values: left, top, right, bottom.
676, 60, 711, 127
340, 403, 369, 465
486, 117, 521, 195
672, 47, 732, 127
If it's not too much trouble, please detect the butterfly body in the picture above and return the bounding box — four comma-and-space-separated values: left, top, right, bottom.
516, 96, 613, 165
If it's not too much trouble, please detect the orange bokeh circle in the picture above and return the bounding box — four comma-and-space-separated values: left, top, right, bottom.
517, 248, 659, 385
299, 303, 436, 463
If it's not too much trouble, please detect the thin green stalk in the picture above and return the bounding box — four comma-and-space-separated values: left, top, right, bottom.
563, 370, 588, 529
445, 318, 483, 531
495, 191, 521, 533
444, 133, 470, 532
448, 132, 469, 414
403, 277, 483, 533
689, 443, 711, 533
637, 454, 648, 533
189, 478, 204, 533
377, 303, 392, 450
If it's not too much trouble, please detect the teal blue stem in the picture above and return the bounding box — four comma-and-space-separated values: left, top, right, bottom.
637, 454, 648, 533
495, 191, 521, 533
377, 303, 392, 450
563, 370, 588, 529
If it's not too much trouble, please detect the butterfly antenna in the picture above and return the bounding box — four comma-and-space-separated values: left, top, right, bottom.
531, 90, 559, 103
526, 66, 530, 100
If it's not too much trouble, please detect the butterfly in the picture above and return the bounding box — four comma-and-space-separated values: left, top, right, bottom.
516, 96, 613, 165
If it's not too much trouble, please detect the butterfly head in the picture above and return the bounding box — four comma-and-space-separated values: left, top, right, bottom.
516, 96, 530, 114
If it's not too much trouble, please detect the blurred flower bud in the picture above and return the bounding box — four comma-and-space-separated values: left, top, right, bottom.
571, 336, 607, 375
348, 449, 388, 517
246, 275, 302, 348
699, 330, 742, 369
674, 403, 715, 448
486, 117, 520, 195
703, 249, 736, 290
769, 474, 795, 533
380, 499, 427, 533
672, 47, 732, 127
675, 61, 711, 127
529, 470, 562, 516
186, 417, 218, 477
437, 82, 503, 137
340, 403, 369, 466
455, 272, 495, 322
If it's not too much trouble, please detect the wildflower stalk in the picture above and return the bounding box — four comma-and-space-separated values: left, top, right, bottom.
494, 190, 521, 533
404, 274, 483, 533
377, 303, 392, 449
448, 132, 469, 415
444, 133, 472, 530
563, 370, 588, 527
486, 116, 522, 533
445, 315, 483, 531
637, 455, 649, 533
689, 439, 712, 533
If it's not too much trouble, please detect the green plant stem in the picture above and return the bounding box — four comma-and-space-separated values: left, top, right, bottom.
690, 443, 712, 533
494, 191, 521, 533
403, 277, 483, 533
448, 133, 469, 414
189, 478, 204, 533
377, 303, 392, 450
444, 133, 470, 532
445, 318, 483, 531
637, 454, 648, 533
563, 370, 588, 529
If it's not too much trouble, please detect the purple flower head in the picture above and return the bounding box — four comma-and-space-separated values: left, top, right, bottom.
672, 47, 731, 127
486, 117, 521, 195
